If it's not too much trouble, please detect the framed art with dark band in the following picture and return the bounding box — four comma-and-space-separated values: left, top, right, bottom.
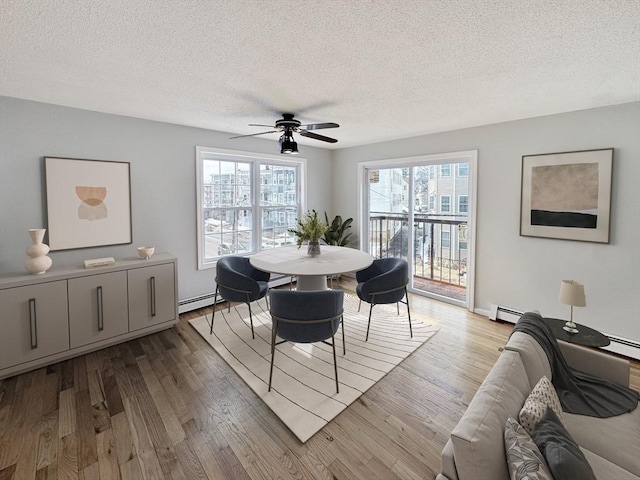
520, 148, 613, 243
45, 157, 132, 251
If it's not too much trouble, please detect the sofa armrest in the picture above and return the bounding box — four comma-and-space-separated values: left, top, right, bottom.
558, 340, 630, 387
439, 439, 459, 480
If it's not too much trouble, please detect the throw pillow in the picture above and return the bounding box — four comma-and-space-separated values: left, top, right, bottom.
532, 407, 597, 480
519, 376, 564, 433
504, 417, 553, 480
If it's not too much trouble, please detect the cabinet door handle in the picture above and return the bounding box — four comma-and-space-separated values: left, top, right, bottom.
28, 298, 38, 349
97, 286, 104, 331
150, 276, 156, 317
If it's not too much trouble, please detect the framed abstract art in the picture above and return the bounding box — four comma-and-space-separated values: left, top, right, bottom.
45, 157, 132, 250
520, 149, 613, 243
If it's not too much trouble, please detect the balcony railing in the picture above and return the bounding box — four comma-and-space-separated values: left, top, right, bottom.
368, 213, 468, 287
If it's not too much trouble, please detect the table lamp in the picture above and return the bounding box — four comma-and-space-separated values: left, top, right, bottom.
559, 280, 586, 334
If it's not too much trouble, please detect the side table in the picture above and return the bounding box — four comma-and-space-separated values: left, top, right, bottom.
543, 318, 610, 348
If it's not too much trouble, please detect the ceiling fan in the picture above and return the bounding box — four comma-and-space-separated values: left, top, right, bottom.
230, 113, 339, 154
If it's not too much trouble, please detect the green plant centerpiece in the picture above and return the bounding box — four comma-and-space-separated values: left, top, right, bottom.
322, 212, 353, 246
288, 210, 328, 256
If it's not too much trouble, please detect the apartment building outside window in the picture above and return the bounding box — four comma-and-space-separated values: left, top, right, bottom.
458, 195, 468, 214
441, 230, 451, 248
440, 195, 451, 213
196, 147, 303, 269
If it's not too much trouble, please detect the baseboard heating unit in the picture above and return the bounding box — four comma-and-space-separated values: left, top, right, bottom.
178, 293, 218, 314
178, 274, 292, 314
489, 304, 524, 323
601, 334, 640, 361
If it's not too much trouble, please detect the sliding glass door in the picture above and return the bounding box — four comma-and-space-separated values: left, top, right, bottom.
360, 152, 477, 309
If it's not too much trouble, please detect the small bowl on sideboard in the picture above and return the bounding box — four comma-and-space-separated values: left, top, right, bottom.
137, 246, 155, 260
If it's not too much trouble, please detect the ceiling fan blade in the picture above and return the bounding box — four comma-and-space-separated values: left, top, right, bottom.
298, 129, 338, 143
298, 122, 339, 130
229, 130, 279, 139
248, 123, 279, 128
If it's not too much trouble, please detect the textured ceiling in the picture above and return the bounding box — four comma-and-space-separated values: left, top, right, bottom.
1, 1, 639, 149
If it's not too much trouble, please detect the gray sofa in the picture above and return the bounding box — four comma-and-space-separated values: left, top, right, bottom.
438, 329, 639, 480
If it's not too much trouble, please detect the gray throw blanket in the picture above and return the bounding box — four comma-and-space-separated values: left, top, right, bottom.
511, 312, 639, 417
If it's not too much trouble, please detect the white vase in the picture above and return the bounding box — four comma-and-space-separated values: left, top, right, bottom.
25, 228, 53, 275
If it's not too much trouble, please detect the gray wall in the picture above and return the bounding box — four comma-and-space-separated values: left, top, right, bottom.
2, 97, 638, 343
332, 102, 640, 342
0, 97, 333, 301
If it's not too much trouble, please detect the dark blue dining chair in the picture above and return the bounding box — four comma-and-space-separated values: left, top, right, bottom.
356, 257, 412, 341
268, 289, 345, 394
209, 256, 270, 339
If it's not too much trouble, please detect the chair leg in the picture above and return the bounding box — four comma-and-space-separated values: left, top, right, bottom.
268, 320, 278, 392
397, 302, 400, 315
358, 300, 362, 312
209, 286, 219, 334
365, 302, 374, 341
406, 287, 413, 338
247, 301, 255, 339
331, 331, 339, 394
341, 315, 346, 355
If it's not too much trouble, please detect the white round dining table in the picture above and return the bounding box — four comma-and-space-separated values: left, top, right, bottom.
249, 245, 374, 290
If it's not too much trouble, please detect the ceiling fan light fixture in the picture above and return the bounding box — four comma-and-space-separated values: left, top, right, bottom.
230, 114, 338, 148
280, 132, 298, 154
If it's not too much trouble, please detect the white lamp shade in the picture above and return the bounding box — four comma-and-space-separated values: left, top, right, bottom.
559, 280, 586, 307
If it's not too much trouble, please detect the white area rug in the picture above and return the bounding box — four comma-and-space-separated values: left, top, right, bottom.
189, 293, 439, 443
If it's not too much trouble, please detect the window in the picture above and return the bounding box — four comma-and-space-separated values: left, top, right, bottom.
428, 195, 436, 211
458, 195, 468, 214
440, 164, 451, 177
260, 163, 299, 249
440, 195, 451, 213
196, 147, 304, 269
441, 231, 450, 249
457, 163, 468, 177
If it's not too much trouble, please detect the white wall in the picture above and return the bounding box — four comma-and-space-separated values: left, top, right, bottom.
0, 97, 333, 301
332, 103, 640, 342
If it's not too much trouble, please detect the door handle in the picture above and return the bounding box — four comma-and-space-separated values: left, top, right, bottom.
28, 298, 38, 349
97, 286, 104, 331
150, 276, 156, 317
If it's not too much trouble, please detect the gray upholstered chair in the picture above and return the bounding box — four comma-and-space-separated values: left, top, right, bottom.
210, 256, 270, 339
356, 257, 412, 341
268, 289, 345, 393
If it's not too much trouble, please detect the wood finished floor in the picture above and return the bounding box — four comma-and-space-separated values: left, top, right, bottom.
1, 278, 638, 480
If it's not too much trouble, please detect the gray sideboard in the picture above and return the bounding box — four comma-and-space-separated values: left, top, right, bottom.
0, 253, 178, 379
